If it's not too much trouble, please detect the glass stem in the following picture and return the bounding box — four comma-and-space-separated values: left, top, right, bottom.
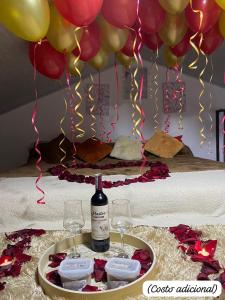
120, 231, 125, 253
73, 233, 78, 256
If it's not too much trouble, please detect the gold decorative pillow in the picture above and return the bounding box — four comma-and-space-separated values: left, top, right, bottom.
144, 131, 184, 158
76, 138, 113, 163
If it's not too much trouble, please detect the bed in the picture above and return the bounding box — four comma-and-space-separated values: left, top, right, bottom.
1, 153, 225, 233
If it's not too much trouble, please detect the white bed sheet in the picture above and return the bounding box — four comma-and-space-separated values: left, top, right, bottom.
0, 170, 225, 232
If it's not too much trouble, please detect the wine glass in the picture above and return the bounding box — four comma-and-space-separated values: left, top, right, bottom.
111, 199, 132, 258
63, 199, 85, 258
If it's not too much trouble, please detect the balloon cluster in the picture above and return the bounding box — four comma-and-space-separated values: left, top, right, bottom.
0, 0, 224, 78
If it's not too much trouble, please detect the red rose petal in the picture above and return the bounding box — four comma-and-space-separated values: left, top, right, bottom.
82, 285, 101, 292
93, 259, 107, 282
15, 253, 32, 264
6, 229, 45, 242
0, 282, 6, 291
48, 253, 67, 268
94, 259, 107, 269
94, 269, 107, 282
46, 270, 62, 287
197, 272, 209, 280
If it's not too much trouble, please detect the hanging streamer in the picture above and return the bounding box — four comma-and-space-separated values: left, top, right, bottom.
136, 0, 147, 174
57, 78, 68, 166
172, 65, 185, 130
177, 67, 184, 130
148, 52, 155, 102
98, 71, 106, 141
65, 66, 77, 164
88, 74, 96, 139
126, 2, 145, 142
153, 47, 160, 131
188, 1, 207, 146
188, 0, 203, 71
129, 65, 136, 136
163, 68, 171, 134
106, 56, 120, 142
73, 27, 85, 139
208, 56, 214, 154
59, 96, 68, 165
198, 33, 208, 146
32, 41, 45, 205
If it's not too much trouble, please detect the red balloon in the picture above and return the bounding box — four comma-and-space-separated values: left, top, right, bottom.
29, 41, 65, 79
185, 0, 221, 33
121, 30, 143, 57
139, 0, 166, 34
102, 0, 137, 29
142, 32, 163, 51
194, 23, 224, 54
170, 30, 193, 57
73, 22, 101, 61
54, 0, 103, 27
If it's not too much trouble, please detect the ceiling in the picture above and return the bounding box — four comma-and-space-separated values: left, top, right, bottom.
0, 26, 224, 115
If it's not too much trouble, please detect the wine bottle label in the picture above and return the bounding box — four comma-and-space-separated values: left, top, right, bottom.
91, 205, 109, 240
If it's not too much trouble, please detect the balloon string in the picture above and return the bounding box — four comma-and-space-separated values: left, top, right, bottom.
74, 27, 85, 139
65, 65, 77, 164
172, 65, 185, 130
188, 0, 203, 70
59, 97, 68, 165
32, 42, 45, 205
177, 67, 184, 130
136, 0, 146, 173
199, 33, 208, 146
129, 65, 136, 135
126, 22, 144, 142
148, 52, 155, 102
164, 68, 171, 134
98, 71, 105, 141
208, 55, 214, 154
88, 74, 96, 139
106, 57, 120, 142
153, 47, 160, 131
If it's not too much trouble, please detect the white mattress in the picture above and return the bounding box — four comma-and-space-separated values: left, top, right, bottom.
0, 170, 225, 232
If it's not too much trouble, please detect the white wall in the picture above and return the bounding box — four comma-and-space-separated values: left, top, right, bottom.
0, 61, 225, 171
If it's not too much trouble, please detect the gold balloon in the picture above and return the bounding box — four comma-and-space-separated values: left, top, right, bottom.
164, 46, 183, 68
215, 0, 225, 10
67, 53, 84, 77
159, 0, 189, 14
116, 52, 134, 69
89, 48, 109, 71
219, 11, 225, 38
159, 13, 187, 47
47, 4, 82, 53
0, 0, 50, 41
98, 16, 129, 52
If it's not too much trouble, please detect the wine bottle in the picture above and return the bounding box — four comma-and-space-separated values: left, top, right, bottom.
91, 174, 110, 252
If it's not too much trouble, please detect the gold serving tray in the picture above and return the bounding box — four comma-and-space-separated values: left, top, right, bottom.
38, 232, 157, 300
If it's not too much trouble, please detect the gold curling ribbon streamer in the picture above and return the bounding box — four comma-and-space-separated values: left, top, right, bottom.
178, 67, 184, 130
132, 34, 143, 139
88, 74, 96, 139
59, 96, 68, 165
153, 47, 160, 131
73, 27, 85, 138
125, 26, 140, 137
208, 55, 214, 154
188, 1, 207, 145
198, 33, 208, 146
188, 0, 203, 70
129, 65, 136, 136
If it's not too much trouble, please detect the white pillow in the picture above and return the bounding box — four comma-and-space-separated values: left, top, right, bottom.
110, 136, 142, 160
